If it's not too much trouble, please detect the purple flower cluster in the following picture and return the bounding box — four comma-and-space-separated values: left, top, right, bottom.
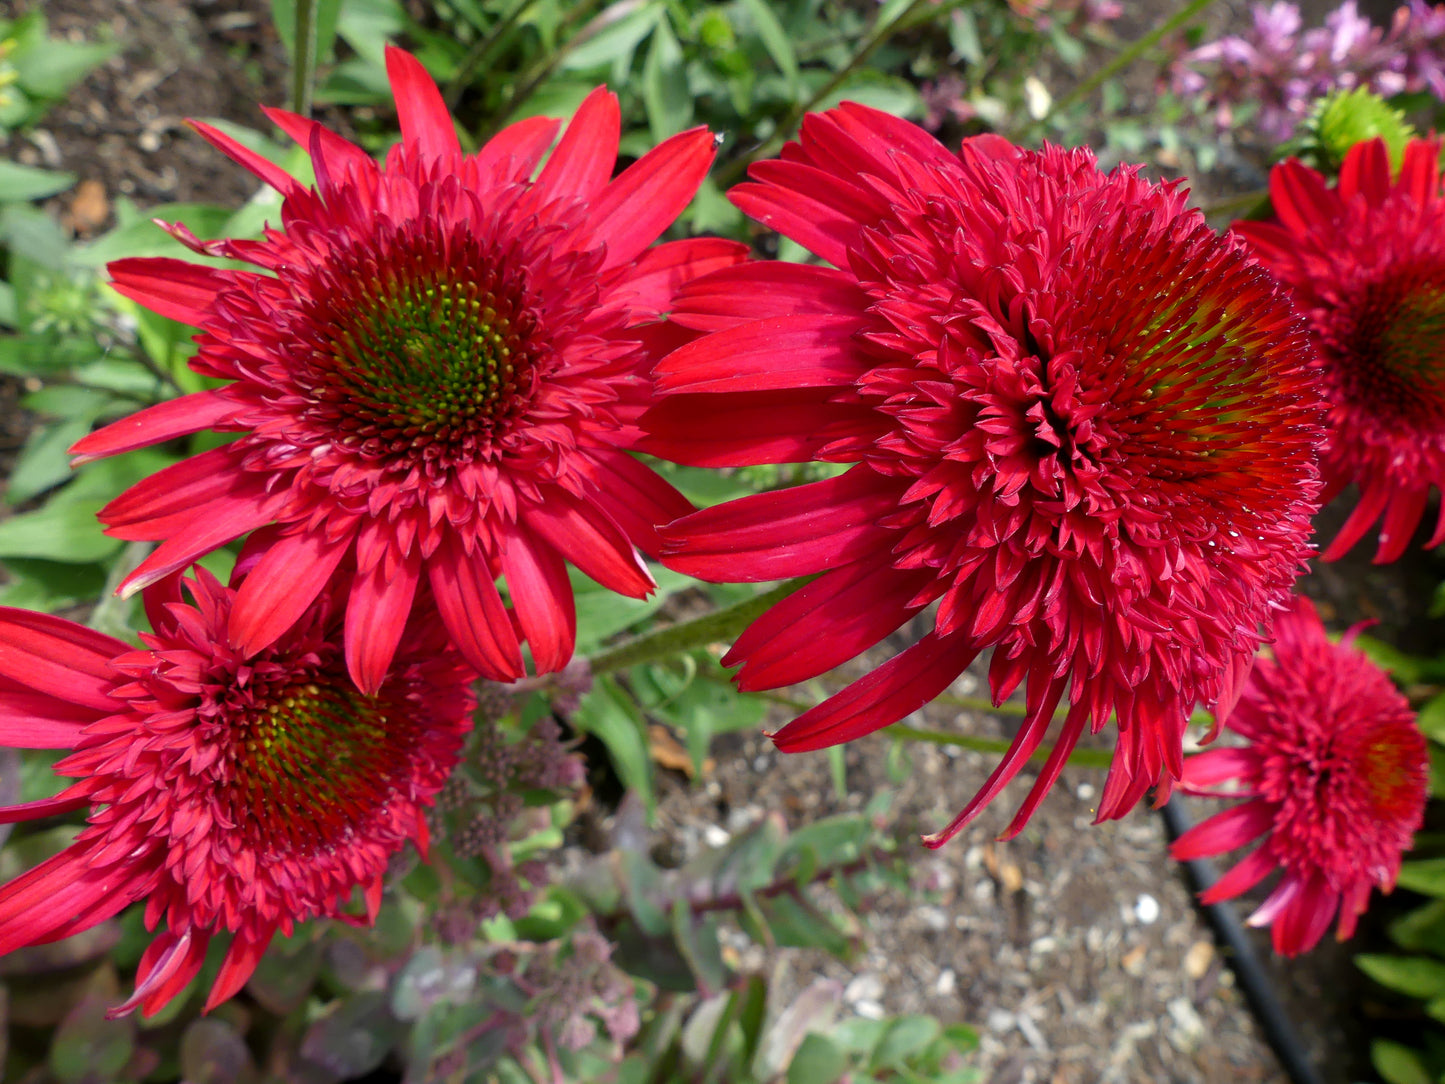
1173, 1, 1445, 142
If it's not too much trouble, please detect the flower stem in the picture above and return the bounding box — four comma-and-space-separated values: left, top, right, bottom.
443, 0, 542, 109
289, 0, 321, 118
587, 579, 808, 676
1037, 0, 1217, 131
886, 722, 1115, 769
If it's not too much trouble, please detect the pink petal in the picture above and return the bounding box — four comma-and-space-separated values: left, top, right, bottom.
524, 493, 654, 598
188, 119, 306, 200
1374, 484, 1429, 564
384, 46, 460, 161
771, 632, 977, 753
0, 846, 154, 957
0, 609, 125, 712
1269, 158, 1339, 236
1400, 137, 1442, 206
726, 562, 932, 689
70, 391, 235, 465
577, 449, 694, 558
610, 238, 749, 320
100, 446, 251, 534
228, 528, 351, 657
204, 927, 273, 1013
0, 690, 96, 747
730, 181, 859, 269
670, 261, 871, 332
1177, 746, 1258, 790
428, 533, 524, 681
922, 675, 1070, 847
500, 524, 575, 675
261, 106, 375, 182
654, 313, 871, 394
119, 496, 277, 597
536, 86, 620, 203
1338, 136, 1391, 205
474, 115, 561, 182
640, 389, 881, 467
1322, 476, 1392, 560
107, 258, 232, 327
590, 127, 717, 269
0, 791, 91, 824
345, 547, 422, 696
1168, 799, 1275, 861
661, 466, 896, 582
1198, 845, 1276, 904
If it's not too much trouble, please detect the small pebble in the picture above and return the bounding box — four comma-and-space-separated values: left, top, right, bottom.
701, 824, 730, 849
1134, 893, 1160, 925
1076, 782, 1096, 801
1184, 940, 1214, 979
855, 999, 885, 1020
935, 968, 957, 996
844, 974, 884, 1004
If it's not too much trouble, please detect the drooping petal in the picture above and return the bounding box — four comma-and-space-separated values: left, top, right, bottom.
428, 532, 524, 681
228, 527, 352, 657
1168, 799, 1275, 861
653, 314, 872, 395
0, 609, 126, 711
525, 491, 653, 598
188, 119, 306, 200
500, 524, 575, 675
345, 547, 422, 695
771, 633, 978, 753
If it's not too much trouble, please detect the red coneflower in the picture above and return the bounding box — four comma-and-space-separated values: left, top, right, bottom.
75, 47, 740, 692
0, 568, 473, 1016
1170, 595, 1427, 955
1234, 136, 1445, 562
647, 110, 1323, 845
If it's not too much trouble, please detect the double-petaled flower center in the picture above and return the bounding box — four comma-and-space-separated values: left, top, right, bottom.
1336, 270, 1445, 428
291, 217, 543, 474
210, 674, 415, 856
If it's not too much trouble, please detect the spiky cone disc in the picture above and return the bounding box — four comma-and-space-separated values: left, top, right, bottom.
0, 569, 474, 1016
75, 47, 742, 693
645, 111, 1324, 845
1171, 595, 1427, 955
1235, 136, 1445, 563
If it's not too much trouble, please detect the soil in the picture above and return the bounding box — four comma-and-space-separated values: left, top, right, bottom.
3, 2, 1437, 1083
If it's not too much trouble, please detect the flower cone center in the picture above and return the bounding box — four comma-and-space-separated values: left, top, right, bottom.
218, 678, 418, 855
1342, 275, 1445, 426
1358, 728, 1428, 819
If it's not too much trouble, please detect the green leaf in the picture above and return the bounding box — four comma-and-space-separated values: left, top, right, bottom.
50, 975, 135, 1084
179, 1018, 252, 1084
738, 0, 798, 89
1357, 953, 1445, 998
12, 37, 116, 99
78, 202, 235, 266
1419, 694, 1445, 744
756, 892, 852, 957
672, 899, 729, 996
812, 71, 924, 118
642, 15, 692, 141
0, 559, 106, 613
787, 1034, 848, 1084
870, 1015, 941, 1071
1373, 1039, 1432, 1084
299, 992, 403, 1078
572, 562, 694, 653
1398, 858, 1445, 899
270, 0, 344, 63
574, 676, 655, 814
0, 500, 120, 563
0, 161, 76, 202
561, 3, 661, 74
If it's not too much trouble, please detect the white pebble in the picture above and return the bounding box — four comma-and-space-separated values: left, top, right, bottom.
1134, 894, 1161, 925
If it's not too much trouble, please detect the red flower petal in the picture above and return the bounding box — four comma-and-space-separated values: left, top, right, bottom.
383, 45, 460, 160
428, 533, 524, 681
107, 258, 232, 326
536, 86, 620, 204
590, 127, 717, 269
70, 391, 235, 465
501, 524, 575, 674
188, 119, 306, 200
228, 528, 351, 657
654, 314, 871, 394
345, 548, 422, 695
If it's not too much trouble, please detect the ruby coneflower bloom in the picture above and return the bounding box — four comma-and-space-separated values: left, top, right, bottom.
1171, 596, 1427, 955
646, 108, 1324, 845
1234, 136, 1445, 563
0, 569, 473, 1016
74, 47, 740, 693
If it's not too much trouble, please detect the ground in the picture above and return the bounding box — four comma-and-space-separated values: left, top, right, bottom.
5, 1, 1440, 1082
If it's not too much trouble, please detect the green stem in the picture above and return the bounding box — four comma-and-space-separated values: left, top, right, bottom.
887, 723, 1116, 769
1197, 187, 1269, 219
1036, 0, 1217, 131
715, 0, 936, 189
290, 0, 320, 118
88, 541, 152, 644
476, 0, 607, 144
443, 0, 542, 109
587, 579, 808, 676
